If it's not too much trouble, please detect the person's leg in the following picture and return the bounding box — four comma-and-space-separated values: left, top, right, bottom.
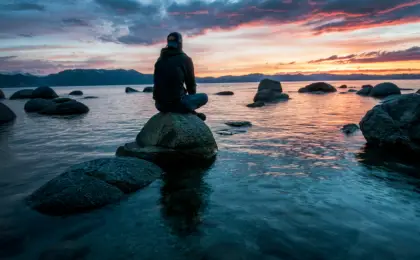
181, 93, 208, 111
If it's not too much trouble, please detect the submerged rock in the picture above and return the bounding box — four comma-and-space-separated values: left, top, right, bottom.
39, 100, 89, 115
400, 88, 414, 91
0, 103, 16, 124
216, 128, 247, 136
341, 124, 359, 134
9, 89, 33, 100
116, 113, 218, 169
0, 89, 4, 99
225, 121, 252, 127
143, 86, 153, 93
253, 79, 287, 102
369, 82, 401, 98
360, 94, 420, 156
26, 157, 163, 215
339, 85, 347, 89
247, 101, 265, 108
215, 91, 234, 96
69, 90, 83, 96
24, 98, 55, 113
348, 89, 357, 93
83, 96, 99, 99
32, 86, 58, 99
298, 82, 337, 93
125, 87, 139, 93
356, 85, 373, 96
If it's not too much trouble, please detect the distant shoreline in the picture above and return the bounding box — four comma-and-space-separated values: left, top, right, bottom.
1, 69, 420, 88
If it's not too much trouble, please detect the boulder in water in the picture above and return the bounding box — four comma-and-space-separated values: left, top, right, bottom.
39, 100, 89, 115
32, 86, 58, 99
247, 101, 265, 108
143, 87, 153, 93
215, 91, 234, 96
369, 82, 401, 98
125, 87, 139, 93
225, 121, 252, 127
0, 89, 4, 99
69, 90, 83, 96
0, 103, 16, 124
339, 85, 347, 89
53, 97, 73, 103
9, 89, 33, 100
116, 113, 218, 169
253, 79, 286, 102
298, 82, 337, 93
341, 124, 359, 134
26, 157, 163, 215
360, 94, 420, 156
24, 98, 55, 113
357, 85, 373, 96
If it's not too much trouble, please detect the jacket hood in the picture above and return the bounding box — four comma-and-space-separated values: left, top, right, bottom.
159, 47, 185, 59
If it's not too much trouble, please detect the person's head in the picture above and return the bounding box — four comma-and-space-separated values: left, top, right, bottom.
166, 32, 183, 50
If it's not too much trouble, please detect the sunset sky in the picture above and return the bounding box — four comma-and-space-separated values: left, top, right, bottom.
0, 0, 419, 77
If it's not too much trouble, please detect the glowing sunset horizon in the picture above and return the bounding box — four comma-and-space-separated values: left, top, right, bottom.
0, 0, 419, 77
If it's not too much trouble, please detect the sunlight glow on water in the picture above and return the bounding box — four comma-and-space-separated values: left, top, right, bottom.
1, 80, 420, 259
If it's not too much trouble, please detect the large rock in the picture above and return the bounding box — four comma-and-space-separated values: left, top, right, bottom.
0, 103, 16, 124
39, 100, 89, 115
26, 158, 163, 215
9, 89, 33, 100
360, 94, 420, 155
298, 82, 337, 93
0, 89, 4, 99
143, 87, 153, 93
357, 85, 373, 96
253, 79, 286, 102
24, 98, 55, 113
69, 90, 83, 96
116, 113, 218, 169
53, 97, 73, 103
369, 82, 401, 98
32, 86, 58, 99
125, 87, 139, 93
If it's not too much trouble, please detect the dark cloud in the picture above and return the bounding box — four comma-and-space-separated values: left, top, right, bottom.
0, 0, 419, 45
4, 3, 45, 11
308, 46, 420, 64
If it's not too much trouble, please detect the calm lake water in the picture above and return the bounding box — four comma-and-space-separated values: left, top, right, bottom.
1, 80, 420, 260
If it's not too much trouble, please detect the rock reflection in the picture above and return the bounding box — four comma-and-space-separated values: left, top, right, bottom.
160, 167, 212, 237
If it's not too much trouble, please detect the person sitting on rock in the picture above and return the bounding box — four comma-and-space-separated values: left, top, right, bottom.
153, 32, 208, 121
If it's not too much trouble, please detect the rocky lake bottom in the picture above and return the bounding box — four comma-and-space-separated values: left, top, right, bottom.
1, 80, 420, 260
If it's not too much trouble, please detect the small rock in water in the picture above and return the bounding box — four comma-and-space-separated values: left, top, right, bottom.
341, 124, 359, 134
0, 89, 5, 99
143, 86, 153, 93
225, 121, 252, 127
298, 82, 337, 93
0, 103, 16, 124
339, 85, 347, 88
9, 89, 33, 100
247, 101, 265, 108
400, 88, 414, 91
125, 87, 139, 93
24, 98, 55, 113
39, 241, 90, 260
348, 89, 357, 92
32, 86, 58, 99
215, 91, 234, 96
357, 86, 373, 96
69, 90, 83, 96
216, 129, 247, 136
83, 96, 99, 99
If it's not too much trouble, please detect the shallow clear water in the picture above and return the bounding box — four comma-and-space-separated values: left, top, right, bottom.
1, 80, 420, 259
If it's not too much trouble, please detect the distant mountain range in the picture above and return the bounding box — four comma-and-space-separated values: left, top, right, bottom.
1, 69, 420, 88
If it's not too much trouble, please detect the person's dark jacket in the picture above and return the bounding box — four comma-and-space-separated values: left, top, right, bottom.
153, 47, 196, 104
